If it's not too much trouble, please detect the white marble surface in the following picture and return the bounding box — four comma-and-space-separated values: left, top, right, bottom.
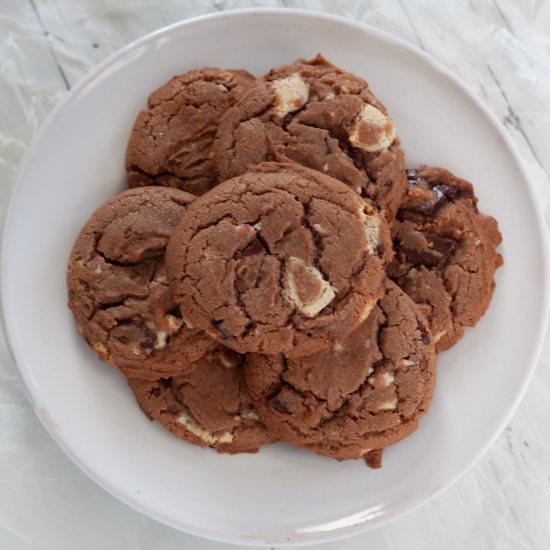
1, 1, 550, 549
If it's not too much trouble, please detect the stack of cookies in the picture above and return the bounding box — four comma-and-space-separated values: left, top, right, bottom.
68, 56, 502, 467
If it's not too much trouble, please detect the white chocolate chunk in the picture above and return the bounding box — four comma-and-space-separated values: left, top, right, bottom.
177, 411, 234, 445
166, 314, 183, 333
154, 330, 168, 350
433, 330, 447, 343
285, 257, 336, 317
179, 311, 195, 329
400, 358, 415, 367
218, 349, 240, 368
241, 409, 259, 421
333, 342, 344, 353
349, 103, 396, 153
92, 342, 108, 357
368, 371, 394, 388
94, 264, 102, 274
364, 215, 381, 254
154, 272, 168, 284
310, 223, 328, 236
378, 398, 398, 411
272, 73, 309, 117
354, 298, 375, 325
235, 223, 255, 232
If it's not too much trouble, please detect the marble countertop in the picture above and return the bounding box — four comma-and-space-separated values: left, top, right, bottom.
1, 1, 549, 549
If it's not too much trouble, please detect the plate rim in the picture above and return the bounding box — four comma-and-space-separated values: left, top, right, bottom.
2, 7, 549, 547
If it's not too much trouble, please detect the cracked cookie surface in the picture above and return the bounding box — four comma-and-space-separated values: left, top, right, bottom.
388, 165, 503, 352
212, 55, 406, 221
128, 347, 273, 453
67, 187, 215, 379
165, 162, 391, 357
244, 280, 436, 461
126, 68, 255, 195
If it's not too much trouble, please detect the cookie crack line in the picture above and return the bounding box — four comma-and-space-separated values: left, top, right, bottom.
295, 117, 368, 174
301, 198, 332, 289
128, 164, 193, 186
149, 70, 235, 105
222, 97, 279, 163
127, 164, 158, 182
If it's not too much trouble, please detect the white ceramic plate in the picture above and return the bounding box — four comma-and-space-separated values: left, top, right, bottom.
2, 8, 548, 547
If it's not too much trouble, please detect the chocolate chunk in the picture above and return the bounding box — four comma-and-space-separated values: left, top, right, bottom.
401, 195, 447, 220
166, 402, 184, 414
430, 181, 474, 201
399, 232, 457, 269
399, 246, 442, 268
241, 238, 265, 257
140, 327, 156, 350
406, 169, 419, 185
427, 233, 457, 261
400, 176, 475, 224
213, 320, 234, 339
269, 394, 291, 414
364, 449, 384, 469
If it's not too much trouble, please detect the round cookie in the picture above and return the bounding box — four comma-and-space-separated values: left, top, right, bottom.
128, 347, 273, 454
244, 280, 436, 461
165, 162, 392, 358
126, 67, 255, 195
212, 55, 406, 221
68, 187, 215, 380
388, 165, 503, 352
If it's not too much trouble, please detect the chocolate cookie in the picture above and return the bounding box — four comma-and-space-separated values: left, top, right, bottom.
165, 162, 391, 358
126, 68, 255, 195
244, 280, 436, 461
67, 187, 214, 379
212, 55, 406, 221
388, 166, 503, 352
128, 347, 273, 453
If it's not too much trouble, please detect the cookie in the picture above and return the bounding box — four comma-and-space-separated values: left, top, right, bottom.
165, 162, 391, 358
128, 347, 273, 454
67, 187, 215, 379
244, 280, 436, 461
126, 68, 255, 195
212, 55, 406, 221
388, 166, 503, 352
